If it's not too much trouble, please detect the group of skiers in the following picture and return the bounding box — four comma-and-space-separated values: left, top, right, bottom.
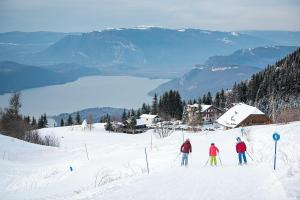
180, 137, 248, 167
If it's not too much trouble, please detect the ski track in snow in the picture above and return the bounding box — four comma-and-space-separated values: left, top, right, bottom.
0, 122, 299, 200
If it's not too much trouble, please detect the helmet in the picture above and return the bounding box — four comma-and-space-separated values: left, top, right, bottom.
211, 143, 215, 146
236, 137, 241, 141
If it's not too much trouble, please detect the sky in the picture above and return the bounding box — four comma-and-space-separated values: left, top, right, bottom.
0, 0, 300, 32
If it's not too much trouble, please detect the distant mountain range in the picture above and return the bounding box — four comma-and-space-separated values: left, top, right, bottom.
0, 61, 100, 94
1, 28, 299, 100
205, 46, 298, 68
53, 107, 127, 125
0, 28, 279, 78
241, 31, 300, 46
151, 45, 298, 99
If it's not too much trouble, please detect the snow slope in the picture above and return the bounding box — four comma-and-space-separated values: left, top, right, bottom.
0, 122, 299, 200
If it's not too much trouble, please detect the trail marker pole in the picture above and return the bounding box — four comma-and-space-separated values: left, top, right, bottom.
151, 132, 153, 151
85, 144, 90, 160
144, 148, 150, 174
272, 132, 280, 170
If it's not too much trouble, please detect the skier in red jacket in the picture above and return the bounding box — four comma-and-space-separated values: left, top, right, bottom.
209, 143, 219, 166
236, 137, 247, 165
180, 139, 192, 166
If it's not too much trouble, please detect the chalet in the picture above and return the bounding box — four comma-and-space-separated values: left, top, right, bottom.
140, 114, 161, 126
216, 103, 272, 129
186, 104, 224, 123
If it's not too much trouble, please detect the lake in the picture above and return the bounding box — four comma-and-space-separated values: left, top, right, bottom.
0, 76, 168, 117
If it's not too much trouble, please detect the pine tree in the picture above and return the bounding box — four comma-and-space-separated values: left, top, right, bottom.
121, 109, 127, 121
214, 92, 220, 107
31, 117, 37, 127
151, 93, 158, 115
43, 113, 48, 127
75, 112, 81, 125
105, 115, 113, 131
60, 118, 64, 126
67, 115, 73, 126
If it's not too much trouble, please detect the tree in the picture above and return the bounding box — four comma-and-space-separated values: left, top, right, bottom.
151, 93, 158, 115
31, 117, 37, 127
105, 114, 113, 131
121, 109, 127, 121
67, 115, 73, 126
220, 89, 226, 109
75, 112, 81, 125
206, 92, 212, 104
0, 92, 25, 139
60, 118, 64, 126
214, 92, 220, 107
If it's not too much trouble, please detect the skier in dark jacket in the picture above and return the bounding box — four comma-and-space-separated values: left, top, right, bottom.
180, 139, 192, 166
236, 137, 247, 165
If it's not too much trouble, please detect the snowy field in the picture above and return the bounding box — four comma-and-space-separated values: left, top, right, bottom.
0, 122, 300, 200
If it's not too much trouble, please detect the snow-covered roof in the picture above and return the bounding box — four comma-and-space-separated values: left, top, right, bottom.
140, 114, 160, 119
216, 103, 265, 128
188, 104, 212, 112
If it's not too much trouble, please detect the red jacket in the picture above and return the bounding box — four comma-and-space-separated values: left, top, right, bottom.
236, 142, 247, 153
209, 145, 219, 156
181, 141, 192, 153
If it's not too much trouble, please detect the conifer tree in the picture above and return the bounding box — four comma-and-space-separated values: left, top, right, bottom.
60, 118, 64, 126
67, 115, 73, 126
75, 112, 81, 125
121, 109, 127, 121
151, 93, 158, 115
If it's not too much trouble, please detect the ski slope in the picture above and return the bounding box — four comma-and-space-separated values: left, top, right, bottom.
0, 122, 300, 200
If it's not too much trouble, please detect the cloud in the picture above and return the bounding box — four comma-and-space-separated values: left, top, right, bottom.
0, 0, 299, 32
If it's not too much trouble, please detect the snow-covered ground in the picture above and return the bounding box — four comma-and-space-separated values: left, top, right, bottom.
0, 122, 300, 200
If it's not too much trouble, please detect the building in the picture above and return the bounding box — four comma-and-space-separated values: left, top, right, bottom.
186, 104, 224, 124
139, 114, 161, 126
216, 103, 272, 129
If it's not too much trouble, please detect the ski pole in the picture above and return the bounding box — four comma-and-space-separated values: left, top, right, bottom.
246, 151, 254, 161
173, 152, 181, 162
218, 154, 223, 166
204, 156, 209, 166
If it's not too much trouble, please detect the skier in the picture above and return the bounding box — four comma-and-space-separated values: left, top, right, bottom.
180, 139, 192, 166
209, 143, 219, 166
236, 137, 247, 165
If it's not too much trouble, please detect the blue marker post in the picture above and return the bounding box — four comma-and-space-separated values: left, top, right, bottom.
272, 132, 280, 170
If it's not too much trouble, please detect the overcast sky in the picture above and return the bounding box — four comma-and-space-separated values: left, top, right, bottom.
0, 0, 299, 32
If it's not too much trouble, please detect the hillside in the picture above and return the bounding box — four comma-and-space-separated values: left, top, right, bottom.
0, 31, 74, 62
0, 122, 299, 199
150, 65, 260, 100
0, 61, 100, 94
225, 48, 300, 116
205, 46, 298, 68
54, 107, 127, 124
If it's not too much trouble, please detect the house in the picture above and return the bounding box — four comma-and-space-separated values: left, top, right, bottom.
216, 103, 272, 129
139, 114, 161, 126
186, 104, 224, 123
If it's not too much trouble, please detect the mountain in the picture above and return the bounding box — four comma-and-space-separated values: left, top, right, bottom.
242, 31, 300, 46
205, 46, 298, 68
151, 45, 296, 99
54, 107, 127, 124
149, 65, 260, 100
0, 61, 100, 94
0, 31, 75, 62
225, 47, 300, 116
24, 28, 275, 77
